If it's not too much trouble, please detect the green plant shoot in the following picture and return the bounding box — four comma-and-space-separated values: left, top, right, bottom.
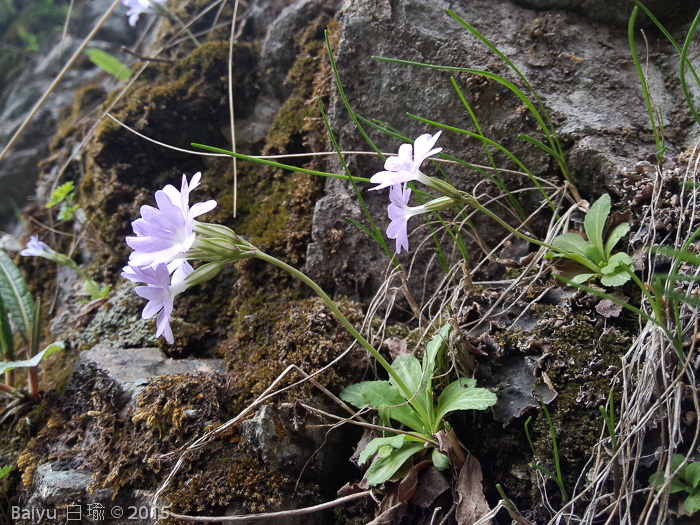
649, 454, 700, 514
547, 194, 633, 286
84, 48, 131, 83
46, 181, 80, 221
340, 324, 497, 485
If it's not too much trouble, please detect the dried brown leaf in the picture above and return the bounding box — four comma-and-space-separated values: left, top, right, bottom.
455, 453, 492, 525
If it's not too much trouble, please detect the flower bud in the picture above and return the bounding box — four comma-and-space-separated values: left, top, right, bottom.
426, 177, 463, 201
182, 262, 224, 288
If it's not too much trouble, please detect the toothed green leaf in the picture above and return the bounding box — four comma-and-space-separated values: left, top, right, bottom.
0, 251, 34, 341
605, 222, 630, 259
358, 435, 405, 466
436, 378, 497, 422
551, 233, 591, 259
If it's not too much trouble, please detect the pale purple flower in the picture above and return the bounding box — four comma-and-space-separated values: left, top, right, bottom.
126, 172, 216, 269
121, 262, 192, 344
370, 132, 442, 191
122, 0, 166, 27
386, 184, 456, 254
21, 236, 51, 257
387, 184, 425, 254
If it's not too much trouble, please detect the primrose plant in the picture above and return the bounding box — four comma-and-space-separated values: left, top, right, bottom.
340, 324, 497, 485
649, 454, 700, 515
0, 251, 64, 399
47, 182, 80, 222
122, 171, 497, 484
547, 194, 634, 287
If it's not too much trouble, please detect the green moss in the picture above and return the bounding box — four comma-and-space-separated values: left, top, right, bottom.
224, 294, 367, 412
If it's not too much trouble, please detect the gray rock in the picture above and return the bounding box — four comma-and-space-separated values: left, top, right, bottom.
510, 0, 700, 25
75, 345, 225, 402
0, 0, 142, 229
306, 0, 697, 304
29, 462, 94, 506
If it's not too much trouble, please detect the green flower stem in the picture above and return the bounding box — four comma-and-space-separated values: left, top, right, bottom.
461, 192, 562, 254
253, 250, 428, 421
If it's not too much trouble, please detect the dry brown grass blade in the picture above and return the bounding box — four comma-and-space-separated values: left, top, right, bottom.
0, 0, 123, 166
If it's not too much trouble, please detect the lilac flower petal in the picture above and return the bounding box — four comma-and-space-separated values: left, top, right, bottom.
384, 144, 414, 172
156, 310, 174, 344
21, 236, 50, 256
126, 172, 215, 269
122, 0, 165, 26
413, 131, 442, 165
170, 261, 194, 285
369, 170, 415, 191
386, 184, 412, 254
190, 200, 217, 218
370, 132, 442, 191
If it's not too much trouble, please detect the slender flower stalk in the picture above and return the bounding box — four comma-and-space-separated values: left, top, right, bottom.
252, 250, 427, 421
21, 236, 109, 300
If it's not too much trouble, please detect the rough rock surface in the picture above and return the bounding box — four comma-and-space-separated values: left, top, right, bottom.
307, 0, 700, 302
0, 0, 140, 228
3, 0, 700, 523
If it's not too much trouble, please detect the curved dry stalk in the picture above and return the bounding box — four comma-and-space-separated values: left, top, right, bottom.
161, 490, 372, 522
150, 341, 364, 511
0, 0, 123, 166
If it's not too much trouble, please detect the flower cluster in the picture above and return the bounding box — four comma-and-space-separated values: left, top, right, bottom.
370, 132, 460, 253
122, 172, 258, 343
122, 172, 218, 343
122, 0, 166, 27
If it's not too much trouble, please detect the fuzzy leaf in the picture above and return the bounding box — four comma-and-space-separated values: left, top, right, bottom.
383, 403, 428, 433
422, 324, 450, 386
341, 380, 426, 431
339, 382, 371, 409
84, 49, 131, 82
584, 194, 611, 262
600, 271, 632, 287
604, 222, 630, 259
600, 253, 633, 287
340, 380, 404, 410
435, 379, 497, 422
0, 342, 64, 375
570, 272, 596, 284
365, 441, 425, 486
601, 252, 633, 273
432, 449, 450, 470
359, 435, 406, 466
0, 251, 34, 341
584, 244, 604, 265
551, 233, 591, 259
